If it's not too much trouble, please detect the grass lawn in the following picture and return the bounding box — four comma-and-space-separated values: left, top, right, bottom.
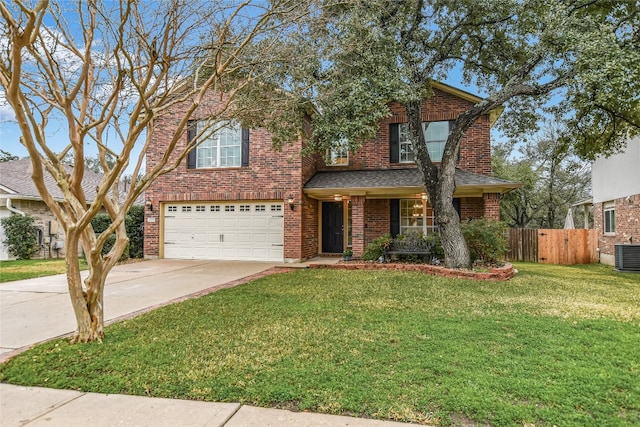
1, 263, 639, 426
0, 258, 87, 283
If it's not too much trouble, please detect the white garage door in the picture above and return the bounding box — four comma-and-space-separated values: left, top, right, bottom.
163, 202, 284, 261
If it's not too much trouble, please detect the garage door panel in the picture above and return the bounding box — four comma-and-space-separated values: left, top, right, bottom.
163, 202, 283, 261
236, 233, 254, 243
237, 218, 253, 227
222, 218, 237, 227
251, 233, 267, 243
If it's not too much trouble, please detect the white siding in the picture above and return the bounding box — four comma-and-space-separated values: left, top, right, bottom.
592, 137, 640, 202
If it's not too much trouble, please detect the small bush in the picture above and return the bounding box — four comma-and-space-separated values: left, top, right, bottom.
103, 233, 130, 261
125, 205, 144, 259
1, 214, 40, 260
91, 214, 112, 235
423, 233, 444, 261
461, 219, 507, 264
90, 205, 144, 261
362, 233, 392, 261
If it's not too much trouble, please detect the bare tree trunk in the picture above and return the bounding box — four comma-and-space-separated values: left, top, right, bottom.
64, 229, 104, 342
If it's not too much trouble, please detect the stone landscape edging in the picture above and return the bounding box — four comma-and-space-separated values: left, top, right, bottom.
309, 261, 515, 281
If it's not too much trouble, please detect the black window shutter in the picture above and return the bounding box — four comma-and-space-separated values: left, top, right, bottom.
389, 124, 399, 163
187, 120, 197, 169
390, 199, 400, 237
241, 128, 250, 167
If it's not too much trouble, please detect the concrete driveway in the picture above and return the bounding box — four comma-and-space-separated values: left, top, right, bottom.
0, 259, 281, 358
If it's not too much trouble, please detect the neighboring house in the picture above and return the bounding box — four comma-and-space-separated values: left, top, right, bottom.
0, 158, 135, 260
144, 82, 519, 262
591, 137, 640, 265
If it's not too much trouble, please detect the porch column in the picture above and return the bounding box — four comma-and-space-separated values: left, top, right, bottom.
351, 195, 366, 258
483, 193, 501, 221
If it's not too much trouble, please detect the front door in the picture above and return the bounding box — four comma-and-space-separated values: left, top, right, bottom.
322, 202, 344, 253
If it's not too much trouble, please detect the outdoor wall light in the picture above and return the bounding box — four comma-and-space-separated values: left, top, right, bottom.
334, 194, 342, 202
145, 200, 153, 211
287, 195, 295, 211
421, 193, 429, 201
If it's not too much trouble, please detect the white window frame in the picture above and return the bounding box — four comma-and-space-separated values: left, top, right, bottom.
398, 121, 450, 163
604, 201, 615, 234
196, 121, 242, 168
400, 199, 437, 235
326, 138, 349, 166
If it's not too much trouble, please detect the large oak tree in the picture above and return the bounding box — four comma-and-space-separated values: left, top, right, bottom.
253, 0, 639, 268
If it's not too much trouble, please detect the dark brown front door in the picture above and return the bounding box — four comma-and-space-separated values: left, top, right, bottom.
322, 202, 344, 253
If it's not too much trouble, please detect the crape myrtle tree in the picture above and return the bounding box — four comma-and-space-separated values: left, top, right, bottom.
248, 0, 639, 268
0, 0, 310, 343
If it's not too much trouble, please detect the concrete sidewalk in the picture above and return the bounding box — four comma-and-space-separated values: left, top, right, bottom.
1, 384, 414, 427
1, 258, 420, 426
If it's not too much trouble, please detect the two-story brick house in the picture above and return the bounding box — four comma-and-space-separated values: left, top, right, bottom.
144, 82, 518, 262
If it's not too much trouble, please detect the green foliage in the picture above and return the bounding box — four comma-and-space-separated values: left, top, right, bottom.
461, 219, 508, 264
91, 213, 112, 235
0, 214, 40, 260
362, 233, 391, 261
424, 233, 444, 261
492, 122, 592, 228
103, 233, 130, 261
0, 150, 19, 162
90, 206, 144, 260
1, 264, 639, 426
125, 205, 144, 259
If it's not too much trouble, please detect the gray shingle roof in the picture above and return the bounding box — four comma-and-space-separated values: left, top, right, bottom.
0, 158, 131, 203
304, 167, 518, 190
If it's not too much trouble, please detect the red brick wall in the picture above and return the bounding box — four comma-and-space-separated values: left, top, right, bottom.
144, 91, 315, 260
145, 88, 497, 261
316, 88, 492, 176
593, 194, 640, 263
460, 197, 484, 221
482, 193, 501, 221
364, 199, 390, 243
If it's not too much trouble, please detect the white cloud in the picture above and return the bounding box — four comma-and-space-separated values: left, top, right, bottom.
0, 90, 16, 123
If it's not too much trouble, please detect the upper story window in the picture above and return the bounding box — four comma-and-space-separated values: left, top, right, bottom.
187, 120, 249, 169
604, 201, 615, 234
326, 138, 349, 166
390, 121, 450, 163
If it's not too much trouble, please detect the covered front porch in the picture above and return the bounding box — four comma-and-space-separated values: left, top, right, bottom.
304, 168, 519, 257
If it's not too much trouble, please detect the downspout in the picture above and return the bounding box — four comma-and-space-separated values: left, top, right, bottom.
5, 197, 26, 216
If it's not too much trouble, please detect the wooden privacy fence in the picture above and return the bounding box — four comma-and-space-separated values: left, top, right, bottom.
505, 228, 598, 265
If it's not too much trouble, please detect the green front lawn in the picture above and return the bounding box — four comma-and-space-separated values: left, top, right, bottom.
1, 263, 639, 426
0, 258, 87, 283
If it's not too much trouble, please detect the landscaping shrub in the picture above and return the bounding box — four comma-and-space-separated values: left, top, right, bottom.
461, 218, 507, 264
362, 233, 392, 261
422, 232, 444, 262
125, 205, 144, 259
0, 214, 40, 259
90, 205, 144, 260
